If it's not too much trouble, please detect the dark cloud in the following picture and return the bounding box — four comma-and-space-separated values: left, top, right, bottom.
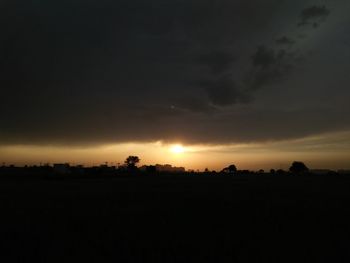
171, 96, 215, 113
195, 51, 236, 75
252, 46, 277, 69
276, 36, 295, 45
244, 3, 333, 94
247, 46, 298, 91
0, 0, 347, 146
298, 5, 331, 28
199, 77, 248, 106
1, 105, 348, 146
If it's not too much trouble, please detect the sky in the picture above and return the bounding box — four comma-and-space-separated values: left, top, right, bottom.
1, 0, 350, 170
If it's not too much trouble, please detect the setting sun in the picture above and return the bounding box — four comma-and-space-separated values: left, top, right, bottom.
170, 144, 185, 154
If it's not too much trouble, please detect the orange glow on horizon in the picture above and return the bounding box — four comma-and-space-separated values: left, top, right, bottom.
1, 131, 350, 171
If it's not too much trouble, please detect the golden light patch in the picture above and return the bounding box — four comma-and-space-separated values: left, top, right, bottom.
170, 144, 185, 154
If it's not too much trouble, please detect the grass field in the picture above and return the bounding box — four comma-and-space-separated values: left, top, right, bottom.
1, 175, 350, 262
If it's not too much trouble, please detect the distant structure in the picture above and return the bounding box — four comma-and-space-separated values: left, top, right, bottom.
310, 169, 333, 175
155, 164, 185, 173
53, 163, 71, 175
140, 164, 185, 173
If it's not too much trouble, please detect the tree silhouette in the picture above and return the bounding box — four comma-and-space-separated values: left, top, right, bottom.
222, 164, 237, 174
228, 165, 237, 173
289, 161, 309, 174
124, 156, 140, 170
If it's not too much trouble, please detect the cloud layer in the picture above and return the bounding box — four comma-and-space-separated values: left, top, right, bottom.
0, 0, 349, 146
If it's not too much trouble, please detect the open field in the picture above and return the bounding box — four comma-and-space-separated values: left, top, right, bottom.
1, 175, 350, 262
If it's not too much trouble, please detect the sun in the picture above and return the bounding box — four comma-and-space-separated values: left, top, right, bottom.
170, 144, 185, 154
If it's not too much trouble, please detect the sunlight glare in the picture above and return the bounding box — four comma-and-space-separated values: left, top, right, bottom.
170, 144, 185, 154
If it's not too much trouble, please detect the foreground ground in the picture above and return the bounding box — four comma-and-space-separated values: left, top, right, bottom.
0, 175, 350, 262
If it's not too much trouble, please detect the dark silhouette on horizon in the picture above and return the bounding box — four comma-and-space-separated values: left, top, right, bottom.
289, 161, 309, 174
0, 158, 348, 179
221, 164, 238, 174
124, 156, 140, 170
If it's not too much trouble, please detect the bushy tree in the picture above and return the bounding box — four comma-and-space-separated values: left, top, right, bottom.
222, 164, 237, 174
289, 161, 309, 174
124, 156, 140, 169
228, 164, 237, 173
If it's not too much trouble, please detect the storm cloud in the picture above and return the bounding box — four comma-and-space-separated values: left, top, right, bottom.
298, 5, 331, 27
276, 36, 295, 46
0, 0, 349, 146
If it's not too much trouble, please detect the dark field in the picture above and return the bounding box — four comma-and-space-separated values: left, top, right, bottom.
1, 175, 350, 262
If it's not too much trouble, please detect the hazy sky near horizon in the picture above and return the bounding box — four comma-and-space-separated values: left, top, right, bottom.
1, 0, 350, 169
1, 131, 350, 171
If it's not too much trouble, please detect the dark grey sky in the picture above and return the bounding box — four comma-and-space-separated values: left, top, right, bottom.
1, 0, 349, 146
